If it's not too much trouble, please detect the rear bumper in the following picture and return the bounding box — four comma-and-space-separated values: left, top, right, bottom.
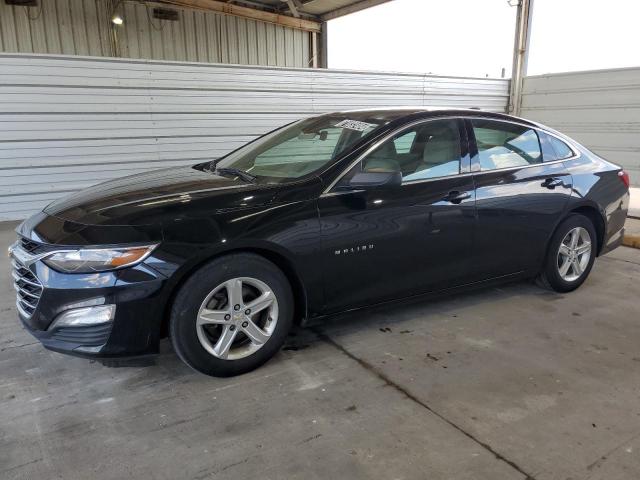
601, 226, 625, 256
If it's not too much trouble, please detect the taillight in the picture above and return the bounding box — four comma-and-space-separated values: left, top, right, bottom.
618, 170, 630, 188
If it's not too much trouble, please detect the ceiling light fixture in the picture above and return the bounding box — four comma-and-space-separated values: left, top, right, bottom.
111, 15, 123, 25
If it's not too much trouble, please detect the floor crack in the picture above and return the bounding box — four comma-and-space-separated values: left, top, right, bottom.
0, 341, 40, 352
312, 327, 536, 480
582, 430, 640, 479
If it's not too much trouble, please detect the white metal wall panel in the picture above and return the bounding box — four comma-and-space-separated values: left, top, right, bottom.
0, 0, 310, 67
0, 53, 509, 220
521, 67, 640, 186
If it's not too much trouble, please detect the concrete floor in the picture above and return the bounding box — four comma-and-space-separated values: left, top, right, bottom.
1, 222, 640, 480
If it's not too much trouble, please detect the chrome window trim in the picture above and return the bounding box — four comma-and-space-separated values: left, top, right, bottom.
468, 117, 580, 173
321, 115, 581, 196
401, 171, 475, 186
469, 157, 571, 175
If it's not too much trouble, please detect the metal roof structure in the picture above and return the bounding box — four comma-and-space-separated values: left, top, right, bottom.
151, 0, 397, 66
154, 0, 395, 32
219, 0, 394, 21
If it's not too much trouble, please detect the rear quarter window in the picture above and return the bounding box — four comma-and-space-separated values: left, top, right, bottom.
540, 131, 575, 161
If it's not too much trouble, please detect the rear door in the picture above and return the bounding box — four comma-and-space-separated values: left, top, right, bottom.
467, 118, 573, 278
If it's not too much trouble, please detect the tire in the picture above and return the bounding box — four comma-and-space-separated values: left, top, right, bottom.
169, 253, 294, 377
537, 214, 597, 293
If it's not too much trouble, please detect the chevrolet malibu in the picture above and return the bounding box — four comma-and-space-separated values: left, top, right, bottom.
9, 109, 630, 377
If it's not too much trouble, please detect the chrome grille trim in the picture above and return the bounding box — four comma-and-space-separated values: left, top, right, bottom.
11, 269, 40, 287
20, 237, 43, 254
10, 246, 44, 319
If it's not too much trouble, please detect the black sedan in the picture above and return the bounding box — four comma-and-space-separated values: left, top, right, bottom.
9, 109, 630, 377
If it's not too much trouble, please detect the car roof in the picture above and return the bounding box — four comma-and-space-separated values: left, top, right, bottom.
329, 107, 539, 128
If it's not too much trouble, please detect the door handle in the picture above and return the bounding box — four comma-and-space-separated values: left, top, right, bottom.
542, 177, 563, 189
443, 190, 471, 204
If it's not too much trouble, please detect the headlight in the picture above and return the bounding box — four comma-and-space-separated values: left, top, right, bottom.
42, 245, 157, 273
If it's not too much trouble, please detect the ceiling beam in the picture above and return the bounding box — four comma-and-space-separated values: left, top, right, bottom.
152, 0, 322, 31
281, 0, 300, 18
320, 0, 394, 21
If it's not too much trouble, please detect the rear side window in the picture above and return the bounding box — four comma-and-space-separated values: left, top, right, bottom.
539, 131, 574, 161
471, 119, 542, 170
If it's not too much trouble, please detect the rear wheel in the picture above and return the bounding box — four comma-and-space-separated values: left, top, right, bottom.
170, 253, 293, 377
537, 214, 597, 292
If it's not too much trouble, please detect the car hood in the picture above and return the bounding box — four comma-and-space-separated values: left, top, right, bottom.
43, 166, 279, 226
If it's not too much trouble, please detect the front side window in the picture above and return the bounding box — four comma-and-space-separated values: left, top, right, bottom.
471, 119, 542, 170
394, 131, 416, 154
347, 119, 462, 183
204, 113, 401, 184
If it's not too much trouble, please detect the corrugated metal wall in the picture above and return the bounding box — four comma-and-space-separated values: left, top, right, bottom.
116, 3, 310, 66
521, 67, 640, 186
0, 0, 311, 67
0, 0, 112, 56
0, 53, 509, 220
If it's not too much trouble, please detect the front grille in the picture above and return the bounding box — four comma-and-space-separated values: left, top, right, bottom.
20, 237, 45, 254
11, 258, 43, 318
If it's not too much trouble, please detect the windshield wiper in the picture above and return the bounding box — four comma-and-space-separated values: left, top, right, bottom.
215, 167, 256, 183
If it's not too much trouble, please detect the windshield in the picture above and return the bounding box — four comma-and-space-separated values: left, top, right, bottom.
204, 113, 397, 184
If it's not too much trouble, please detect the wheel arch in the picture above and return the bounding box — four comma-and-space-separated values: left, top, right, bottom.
540, 202, 606, 275
567, 204, 606, 256
159, 246, 309, 339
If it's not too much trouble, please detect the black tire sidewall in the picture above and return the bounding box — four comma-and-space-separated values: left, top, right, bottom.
169, 254, 293, 377
543, 214, 597, 293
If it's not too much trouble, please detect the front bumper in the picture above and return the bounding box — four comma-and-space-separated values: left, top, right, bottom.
10, 241, 170, 362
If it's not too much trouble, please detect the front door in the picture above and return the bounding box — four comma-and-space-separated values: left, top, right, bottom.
318, 118, 477, 313
466, 118, 573, 278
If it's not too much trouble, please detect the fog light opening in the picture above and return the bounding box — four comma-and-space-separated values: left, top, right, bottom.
50, 305, 116, 329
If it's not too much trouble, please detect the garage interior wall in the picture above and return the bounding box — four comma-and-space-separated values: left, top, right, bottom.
0, 0, 311, 67
520, 67, 640, 186
0, 53, 509, 220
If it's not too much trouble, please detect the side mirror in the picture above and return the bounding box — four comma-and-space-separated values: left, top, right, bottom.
348, 171, 402, 189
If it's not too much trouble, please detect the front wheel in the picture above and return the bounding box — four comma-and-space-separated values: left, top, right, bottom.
169, 253, 294, 377
537, 214, 597, 293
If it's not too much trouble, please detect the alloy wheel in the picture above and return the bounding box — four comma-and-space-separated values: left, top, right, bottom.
557, 226, 592, 282
196, 277, 278, 360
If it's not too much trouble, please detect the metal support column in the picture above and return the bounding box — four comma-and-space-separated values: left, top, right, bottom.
319, 21, 328, 68
509, 0, 534, 116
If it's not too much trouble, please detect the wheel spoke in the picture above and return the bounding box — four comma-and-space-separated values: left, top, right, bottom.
559, 244, 571, 256
576, 242, 591, 255
572, 258, 583, 275
245, 291, 275, 315
569, 229, 580, 249
242, 319, 270, 345
225, 278, 244, 307
197, 308, 229, 326
559, 258, 572, 277
212, 325, 237, 359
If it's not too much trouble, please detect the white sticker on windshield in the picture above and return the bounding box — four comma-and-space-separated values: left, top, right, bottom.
335, 119, 377, 132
